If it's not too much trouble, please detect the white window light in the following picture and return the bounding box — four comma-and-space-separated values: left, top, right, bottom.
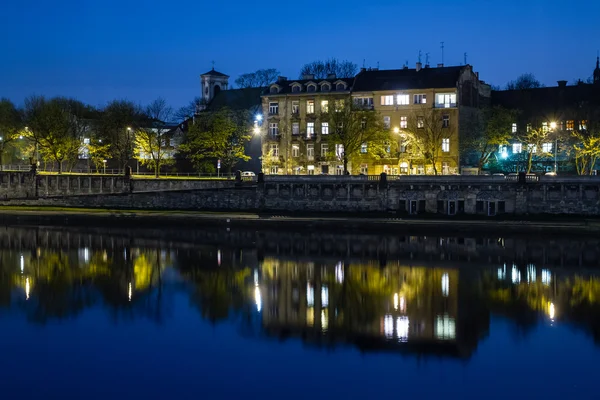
396, 94, 410, 105
442, 138, 450, 152
381, 95, 394, 106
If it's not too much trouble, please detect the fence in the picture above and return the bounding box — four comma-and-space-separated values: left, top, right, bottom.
0, 165, 235, 179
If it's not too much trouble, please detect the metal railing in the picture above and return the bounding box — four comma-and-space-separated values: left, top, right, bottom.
0, 165, 235, 179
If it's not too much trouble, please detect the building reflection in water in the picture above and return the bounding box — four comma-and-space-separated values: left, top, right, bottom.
0, 226, 600, 358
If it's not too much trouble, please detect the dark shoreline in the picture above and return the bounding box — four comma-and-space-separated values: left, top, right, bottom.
0, 208, 599, 235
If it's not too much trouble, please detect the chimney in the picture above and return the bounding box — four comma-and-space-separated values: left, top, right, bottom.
416, 62, 422, 71
403, 65, 408, 70
557, 80, 567, 87
437, 63, 444, 68
327, 73, 336, 79
359, 67, 366, 73
277, 76, 287, 83
302, 73, 315, 80
476, 72, 479, 79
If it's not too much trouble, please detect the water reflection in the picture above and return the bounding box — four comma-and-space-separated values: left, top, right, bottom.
1, 226, 600, 359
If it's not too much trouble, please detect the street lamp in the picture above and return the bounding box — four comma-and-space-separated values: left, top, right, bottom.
103, 159, 107, 174
393, 127, 400, 134
550, 121, 558, 173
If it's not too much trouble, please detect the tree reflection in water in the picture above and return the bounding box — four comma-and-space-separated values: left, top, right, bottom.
0, 226, 600, 357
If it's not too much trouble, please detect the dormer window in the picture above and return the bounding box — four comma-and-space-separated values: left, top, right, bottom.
307, 83, 317, 92
291, 83, 302, 93
321, 83, 331, 91
336, 82, 346, 91
269, 85, 279, 94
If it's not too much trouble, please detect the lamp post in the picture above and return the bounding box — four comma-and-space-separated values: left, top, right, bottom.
103, 159, 107, 174
550, 121, 558, 173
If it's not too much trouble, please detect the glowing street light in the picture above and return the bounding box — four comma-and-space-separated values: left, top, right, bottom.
255, 114, 263, 122
550, 121, 557, 130
393, 127, 400, 134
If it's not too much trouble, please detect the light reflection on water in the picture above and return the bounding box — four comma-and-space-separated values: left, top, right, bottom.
0, 225, 599, 398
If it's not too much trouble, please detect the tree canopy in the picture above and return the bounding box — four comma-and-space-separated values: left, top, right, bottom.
506, 73, 544, 90
234, 68, 280, 88
299, 58, 358, 79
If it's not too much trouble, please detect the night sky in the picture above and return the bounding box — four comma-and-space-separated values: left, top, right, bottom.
1, 0, 599, 113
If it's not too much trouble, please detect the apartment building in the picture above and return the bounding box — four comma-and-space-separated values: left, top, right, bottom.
261, 63, 489, 175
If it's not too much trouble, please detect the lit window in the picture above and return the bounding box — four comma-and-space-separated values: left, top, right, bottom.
400, 116, 407, 129
306, 122, 314, 137
381, 95, 394, 105
321, 100, 329, 113
417, 165, 425, 175
442, 138, 450, 152
321, 285, 328, 307
499, 145, 508, 159
527, 144, 537, 154
542, 142, 553, 153
292, 101, 299, 114
396, 94, 410, 105
306, 100, 315, 114
321, 143, 328, 157
414, 94, 427, 104
292, 122, 299, 135
512, 143, 522, 154
321, 122, 329, 135
360, 143, 367, 153
307, 283, 314, 306
442, 115, 450, 128
307, 165, 315, 175
400, 162, 408, 174
292, 144, 299, 157
269, 122, 279, 136
306, 144, 314, 158
383, 116, 391, 129
306, 307, 314, 326
579, 120, 587, 130
360, 164, 368, 174
417, 116, 424, 129
542, 122, 548, 133
334, 99, 344, 112
384, 315, 394, 338
83, 138, 90, 144
270, 165, 279, 174
435, 314, 456, 340
269, 102, 278, 114
335, 144, 344, 158
269, 143, 279, 157
396, 317, 409, 342
512, 123, 517, 133
441, 273, 449, 297
436, 93, 456, 108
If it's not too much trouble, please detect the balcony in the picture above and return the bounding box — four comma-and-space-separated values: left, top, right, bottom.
434, 102, 457, 109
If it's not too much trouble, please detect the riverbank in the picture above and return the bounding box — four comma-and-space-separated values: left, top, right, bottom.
1, 206, 599, 235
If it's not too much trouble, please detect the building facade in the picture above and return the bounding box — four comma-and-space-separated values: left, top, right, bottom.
491, 58, 600, 173
260, 64, 489, 175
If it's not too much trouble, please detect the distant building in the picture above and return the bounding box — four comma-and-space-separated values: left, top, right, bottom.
261, 63, 489, 175
491, 57, 600, 173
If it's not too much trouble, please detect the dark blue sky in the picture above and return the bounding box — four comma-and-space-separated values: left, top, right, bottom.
1, 0, 599, 112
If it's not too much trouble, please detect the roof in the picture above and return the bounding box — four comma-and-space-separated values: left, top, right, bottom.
352, 66, 465, 92
492, 83, 600, 117
266, 77, 354, 95
205, 87, 264, 111
201, 68, 229, 77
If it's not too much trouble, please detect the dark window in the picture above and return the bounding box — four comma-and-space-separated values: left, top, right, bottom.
476, 200, 484, 213
458, 200, 465, 213
437, 200, 444, 213
399, 200, 406, 214
418, 200, 426, 213
498, 201, 506, 213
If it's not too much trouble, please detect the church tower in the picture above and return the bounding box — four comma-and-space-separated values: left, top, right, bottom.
594, 55, 600, 85
201, 67, 229, 104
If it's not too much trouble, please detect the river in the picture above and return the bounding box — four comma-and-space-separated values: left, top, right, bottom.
0, 225, 599, 399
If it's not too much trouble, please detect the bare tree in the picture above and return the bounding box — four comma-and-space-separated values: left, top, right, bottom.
320, 97, 388, 174
515, 127, 552, 173
299, 58, 358, 79
506, 73, 544, 90
235, 68, 280, 88
134, 98, 175, 177
174, 97, 203, 121
402, 110, 456, 175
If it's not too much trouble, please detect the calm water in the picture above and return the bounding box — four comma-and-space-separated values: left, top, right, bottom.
1, 225, 599, 399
